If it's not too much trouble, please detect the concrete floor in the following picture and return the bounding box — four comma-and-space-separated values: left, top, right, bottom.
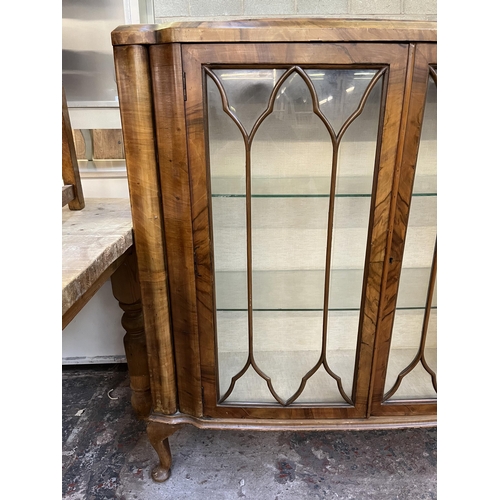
62, 364, 437, 499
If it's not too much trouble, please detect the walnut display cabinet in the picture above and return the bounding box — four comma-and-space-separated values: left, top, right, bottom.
111, 19, 437, 482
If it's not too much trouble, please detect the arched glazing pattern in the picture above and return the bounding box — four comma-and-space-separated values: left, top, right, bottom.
384, 69, 437, 401
206, 65, 386, 405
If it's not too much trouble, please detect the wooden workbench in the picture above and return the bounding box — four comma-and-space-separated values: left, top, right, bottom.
62, 198, 133, 325
62, 198, 151, 419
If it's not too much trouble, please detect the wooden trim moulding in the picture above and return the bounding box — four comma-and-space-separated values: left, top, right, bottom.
150, 42, 203, 417
148, 412, 437, 432
111, 19, 437, 46
369, 43, 437, 417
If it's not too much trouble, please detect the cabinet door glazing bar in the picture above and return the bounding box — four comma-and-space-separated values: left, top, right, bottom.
183, 43, 409, 419
207, 66, 387, 407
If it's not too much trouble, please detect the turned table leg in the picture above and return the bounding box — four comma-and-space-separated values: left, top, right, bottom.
147, 421, 182, 482
110, 247, 152, 419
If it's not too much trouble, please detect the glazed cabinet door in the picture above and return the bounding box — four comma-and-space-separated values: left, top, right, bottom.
370, 44, 437, 416
157, 43, 409, 419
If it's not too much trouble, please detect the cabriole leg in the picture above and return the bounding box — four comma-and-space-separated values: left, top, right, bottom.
147, 421, 181, 482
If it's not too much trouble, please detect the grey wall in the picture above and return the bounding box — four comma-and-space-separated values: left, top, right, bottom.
154, 0, 437, 23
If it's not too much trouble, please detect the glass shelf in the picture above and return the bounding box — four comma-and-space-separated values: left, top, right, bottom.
211, 174, 437, 198
215, 267, 436, 311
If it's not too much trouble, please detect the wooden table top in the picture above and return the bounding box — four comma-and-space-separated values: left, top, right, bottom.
62, 198, 133, 316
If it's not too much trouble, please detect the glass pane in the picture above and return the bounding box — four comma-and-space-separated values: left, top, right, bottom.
217, 312, 249, 398
296, 309, 359, 404
253, 311, 324, 402
251, 72, 333, 196
306, 69, 378, 135
212, 69, 286, 134
385, 74, 437, 401
424, 298, 437, 375
207, 76, 249, 400
208, 67, 384, 404
295, 365, 345, 404
251, 72, 331, 402
336, 78, 382, 195
220, 364, 276, 404
414, 75, 437, 195
207, 77, 247, 195
325, 78, 382, 397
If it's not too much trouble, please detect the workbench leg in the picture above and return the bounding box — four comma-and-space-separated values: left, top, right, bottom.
111, 248, 152, 419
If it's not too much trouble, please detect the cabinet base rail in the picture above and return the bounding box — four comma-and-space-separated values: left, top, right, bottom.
146, 412, 437, 482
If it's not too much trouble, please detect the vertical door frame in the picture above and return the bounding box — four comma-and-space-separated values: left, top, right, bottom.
181, 42, 409, 419
369, 43, 437, 417
149, 43, 204, 417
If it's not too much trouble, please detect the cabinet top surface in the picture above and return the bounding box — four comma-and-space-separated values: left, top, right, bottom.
111, 18, 437, 46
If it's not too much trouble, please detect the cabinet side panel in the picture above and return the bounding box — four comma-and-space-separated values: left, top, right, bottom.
370, 43, 437, 416
150, 43, 203, 417
113, 45, 177, 414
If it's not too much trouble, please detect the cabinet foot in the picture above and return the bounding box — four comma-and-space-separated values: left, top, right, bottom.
147, 421, 181, 482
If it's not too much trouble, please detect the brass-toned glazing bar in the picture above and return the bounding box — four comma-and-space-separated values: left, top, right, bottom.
248, 67, 301, 143
381, 65, 437, 402
208, 65, 388, 407
337, 68, 387, 142
321, 68, 386, 404
284, 67, 385, 406
429, 66, 437, 85
206, 68, 286, 405
267, 66, 341, 406
383, 239, 437, 400
418, 240, 437, 392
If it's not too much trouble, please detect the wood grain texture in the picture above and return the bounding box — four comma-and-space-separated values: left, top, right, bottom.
62, 198, 133, 326
113, 44, 177, 415
111, 21, 438, 430
62, 185, 74, 207
62, 87, 85, 210
112, 19, 436, 46
147, 421, 182, 482
149, 411, 436, 431
62, 252, 128, 330
150, 43, 203, 417
111, 249, 152, 419
183, 42, 409, 420
73, 129, 86, 159
370, 43, 437, 417
92, 129, 125, 159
